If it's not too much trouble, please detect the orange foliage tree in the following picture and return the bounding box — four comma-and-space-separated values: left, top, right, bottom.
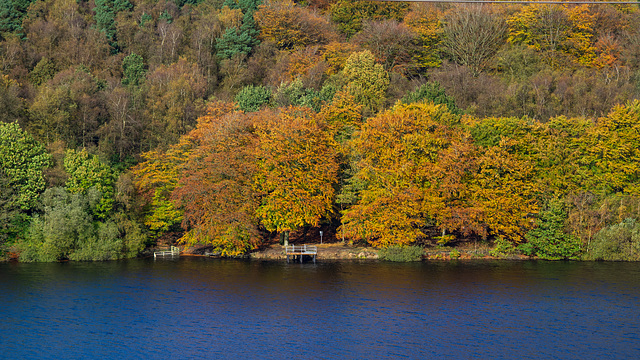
172, 102, 264, 256
342, 103, 540, 247
255, 0, 336, 50
252, 106, 339, 244
321, 41, 360, 75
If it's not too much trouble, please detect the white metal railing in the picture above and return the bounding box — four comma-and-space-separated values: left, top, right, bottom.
154, 246, 180, 259
285, 244, 318, 263
285, 244, 317, 254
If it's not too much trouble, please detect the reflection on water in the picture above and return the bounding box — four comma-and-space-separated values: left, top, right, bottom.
1, 259, 640, 358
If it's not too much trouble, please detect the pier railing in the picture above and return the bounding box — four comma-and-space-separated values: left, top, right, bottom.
154, 246, 180, 259
285, 244, 317, 263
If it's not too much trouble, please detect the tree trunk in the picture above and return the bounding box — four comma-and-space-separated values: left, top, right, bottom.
279, 231, 290, 246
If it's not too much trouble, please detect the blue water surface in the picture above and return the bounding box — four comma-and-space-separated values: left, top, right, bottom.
1, 258, 639, 359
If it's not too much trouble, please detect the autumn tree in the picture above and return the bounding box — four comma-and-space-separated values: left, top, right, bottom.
0, 75, 23, 123
339, 50, 389, 115
132, 136, 192, 238
28, 67, 106, 148
340, 103, 461, 247
22, 0, 111, 72
329, 0, 409, 38
468, 143, 538, 243
173, 102, 263, 255
351, 19, 419, 74
441, 5, 508, 75
507, 4, 596, 67
144, 58, 207, 149
403, 3, 443, 69
186, 2, 225, 88
253, 106, 339, 245
255, 0, 336, 50
582, 100, 640, 195
322, 41, 360, 75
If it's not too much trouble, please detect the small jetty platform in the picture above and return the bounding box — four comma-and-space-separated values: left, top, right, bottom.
154, 246, 180, 259
285, 244, 317, 263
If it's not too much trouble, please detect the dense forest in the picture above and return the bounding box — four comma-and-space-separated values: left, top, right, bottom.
2, 0, 640, 261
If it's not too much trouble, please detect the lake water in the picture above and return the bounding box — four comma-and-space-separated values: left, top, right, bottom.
1, 258, 639, 359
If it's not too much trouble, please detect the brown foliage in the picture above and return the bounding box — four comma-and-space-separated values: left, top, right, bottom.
255, 0, 337, 50
441, 5, 507, 75
351, 19, 419, 74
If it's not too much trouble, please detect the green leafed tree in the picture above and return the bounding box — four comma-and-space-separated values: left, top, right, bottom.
0, 169, 21, 245
122, 53, 145, 86
329, 0, 409, 38
0, 0, 36, 35
64, 149, 117, 218
401, 82, 462, 115
93, 0, 133, 52
235, 84, 271, 112
0, 122, 51, 211
18, 187, 142, 262
585, 218, 640, 261
216, 0, 261, 59
520, 198, 582, 260
19, 187, 98, 262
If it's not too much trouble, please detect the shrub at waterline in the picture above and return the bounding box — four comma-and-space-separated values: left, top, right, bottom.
378, 245, 424, 262
17, 187, 146, 262
585, 218, 640, 261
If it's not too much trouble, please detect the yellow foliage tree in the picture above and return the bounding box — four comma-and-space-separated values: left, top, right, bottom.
403, 4, 443, 69
507, 4, 596, 67
132, 137, 192, 236
340, 50, 389, 115
469, 142, 539, 243
340, 103, 460, 247
583, 100, 640, 195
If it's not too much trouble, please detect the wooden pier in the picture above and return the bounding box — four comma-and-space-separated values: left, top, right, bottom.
154, 246, 180, 259
285, 244, 317, 263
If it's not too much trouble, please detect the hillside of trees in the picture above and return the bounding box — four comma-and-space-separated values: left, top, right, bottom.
2, 0, 640, 261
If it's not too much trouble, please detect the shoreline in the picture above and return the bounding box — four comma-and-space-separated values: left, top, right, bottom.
183, 243, 532, 261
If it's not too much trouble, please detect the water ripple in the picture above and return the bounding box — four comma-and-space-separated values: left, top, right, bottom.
2, 259, 640, 358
